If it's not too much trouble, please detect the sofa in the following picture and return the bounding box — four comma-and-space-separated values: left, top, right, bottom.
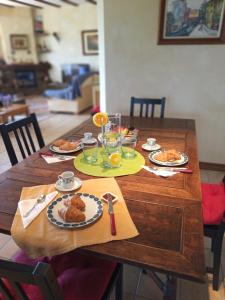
44, 71, 99, 114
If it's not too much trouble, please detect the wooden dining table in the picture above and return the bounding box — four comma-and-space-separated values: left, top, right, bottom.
0, 116, 205, 300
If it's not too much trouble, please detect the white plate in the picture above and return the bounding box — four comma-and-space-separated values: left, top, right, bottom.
142, 143, 161, 151
148, 150, 188, 167
47, 193, 103, 229
49, 143, 82, 154
81, 138, 97, 144
55, 178, 82, 192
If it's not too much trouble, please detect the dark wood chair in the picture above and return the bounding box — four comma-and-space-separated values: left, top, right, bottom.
202, 176, 225, 290
0, 251, 123, 300
0, 113, 44, 166
130, 97, 166, 118
204, 218, 225, 290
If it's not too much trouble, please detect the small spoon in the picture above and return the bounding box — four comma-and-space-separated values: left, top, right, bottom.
23, 195, 46, 218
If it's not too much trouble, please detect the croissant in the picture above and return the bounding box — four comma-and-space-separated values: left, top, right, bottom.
58, 206, 85, 222
64, 195, 85, 211
59, 141, 80, 151
53, 139, 67, 147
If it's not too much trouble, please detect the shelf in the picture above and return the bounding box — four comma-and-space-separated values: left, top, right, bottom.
34, 31, 50, 36
38, 50, 51, 54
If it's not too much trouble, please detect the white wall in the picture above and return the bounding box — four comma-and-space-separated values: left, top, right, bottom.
0, 7, 38, 64
40, 3, 98, 81
99, 0, 225, 164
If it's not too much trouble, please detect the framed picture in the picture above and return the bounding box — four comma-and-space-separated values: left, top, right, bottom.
158, 0, 225, 44
81, 30, 98, 55
10, 34, 29, 50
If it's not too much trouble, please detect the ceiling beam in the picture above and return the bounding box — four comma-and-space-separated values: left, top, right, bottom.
11, 0, 43, 8
86, 0, 97, 5
61, 0, 78, 7
0, 3, 15, 7
35, 0, 61, 8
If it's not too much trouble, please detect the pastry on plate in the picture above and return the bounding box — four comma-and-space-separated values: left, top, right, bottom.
53, 139, 67, 147
59, 141, 80, 151
155, 149, 181, 162
64, 195, 85, 211
58, 206, 85, 222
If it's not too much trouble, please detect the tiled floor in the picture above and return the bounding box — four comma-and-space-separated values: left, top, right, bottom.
0, 100, 224, 299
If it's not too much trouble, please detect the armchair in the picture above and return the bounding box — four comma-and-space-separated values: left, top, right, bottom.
44, 72, 99, 114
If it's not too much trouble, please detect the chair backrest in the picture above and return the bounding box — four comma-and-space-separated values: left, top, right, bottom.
0, 258, 63, 300
0, 113, 45, 166
130, 97, 166, 118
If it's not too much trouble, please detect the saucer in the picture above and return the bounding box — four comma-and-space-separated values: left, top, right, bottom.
55, 178, 82, 192
141, 143, 161, 151
81, 138, 97, 145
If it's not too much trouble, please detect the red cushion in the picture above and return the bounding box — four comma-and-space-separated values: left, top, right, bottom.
202, 182, 225, 225
0, 251, 117, 300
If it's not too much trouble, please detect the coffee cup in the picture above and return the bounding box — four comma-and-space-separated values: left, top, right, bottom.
84, 132, 93, 141
147, 138, 156, 147
58, 171, 74, 189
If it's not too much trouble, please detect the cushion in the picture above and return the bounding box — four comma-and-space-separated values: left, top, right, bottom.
0, 251, 117, 300
202, 182, 225, 225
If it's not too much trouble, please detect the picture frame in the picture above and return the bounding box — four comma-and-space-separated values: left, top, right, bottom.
81, 30, 98, 55
158, 0, 225, 45
10, 34, 29, 50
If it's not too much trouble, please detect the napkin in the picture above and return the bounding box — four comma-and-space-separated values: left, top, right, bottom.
142, 165, 178, 177
42, 155, 76, 164
18, 191, 58, 228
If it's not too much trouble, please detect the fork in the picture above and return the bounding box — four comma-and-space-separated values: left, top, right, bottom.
23, 195, 46, 218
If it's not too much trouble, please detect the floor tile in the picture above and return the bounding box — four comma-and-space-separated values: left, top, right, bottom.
136, 271, 164, 300
0, 238, 20, 259
0, 233, 11, 249
179, 279, 209, 300
123, 264, 141, 294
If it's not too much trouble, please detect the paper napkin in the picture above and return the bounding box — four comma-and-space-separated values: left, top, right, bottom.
142, 165, 178, 177
42, 155, 76, 164
18, 191, 58, 228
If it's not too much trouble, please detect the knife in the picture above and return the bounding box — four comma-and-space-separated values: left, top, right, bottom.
108, 199, 116, 236
142, 165, 193, 174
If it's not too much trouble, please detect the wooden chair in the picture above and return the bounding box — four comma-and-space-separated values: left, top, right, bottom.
202, 176, 225, 290
0, 251, 123, 300
0, 113, 44, 166
130, 97, 166, 118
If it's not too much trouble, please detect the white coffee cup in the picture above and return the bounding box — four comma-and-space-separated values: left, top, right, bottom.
147, 138, 156, 146
58, 171, 74, 189
84, 132, 93, 141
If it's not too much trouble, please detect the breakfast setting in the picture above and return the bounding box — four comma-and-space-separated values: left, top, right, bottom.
10, 112, 192, 259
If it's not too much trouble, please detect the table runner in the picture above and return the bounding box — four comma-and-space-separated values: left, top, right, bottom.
11, 178, 139, 258
74, 148, 145, 177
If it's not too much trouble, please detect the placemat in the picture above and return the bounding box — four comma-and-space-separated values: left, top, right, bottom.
11, 178, 139, 258
74, 148, 145, 177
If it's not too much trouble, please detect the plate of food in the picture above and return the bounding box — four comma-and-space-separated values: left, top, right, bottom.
148, 149, 188, 167
47, 193, 103, 229
49, 139, 82, 154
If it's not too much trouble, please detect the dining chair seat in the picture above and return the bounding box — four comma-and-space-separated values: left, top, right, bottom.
0, 113, 45, 166
202, 177, 225, 291
130, 97, 166, 118
0, 250, 122, 300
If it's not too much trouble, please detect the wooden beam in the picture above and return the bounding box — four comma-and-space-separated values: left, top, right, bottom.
11, 0, 43, 9
0, 3, 15, 7
35, 0, 61, 8
61, 0, 78, 6
86, 0, 97, 5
